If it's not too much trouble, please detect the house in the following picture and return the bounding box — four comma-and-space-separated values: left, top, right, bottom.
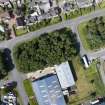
76, 0, 103, 8
55, 61, 75, 90
16, 16, 26, 28
0, 0, 9, 4
32, 74, 67, 105
0, 0, 14, 8
76, 0, 93, 8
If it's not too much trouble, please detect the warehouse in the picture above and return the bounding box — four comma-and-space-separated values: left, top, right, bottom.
55, 61, 75, 90
32, 74, 67, 105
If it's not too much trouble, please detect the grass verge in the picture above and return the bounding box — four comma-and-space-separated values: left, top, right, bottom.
23, 79, 38, 105
77, 22, 91, 51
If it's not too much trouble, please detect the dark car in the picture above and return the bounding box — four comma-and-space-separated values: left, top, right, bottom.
4, 81, 17, 88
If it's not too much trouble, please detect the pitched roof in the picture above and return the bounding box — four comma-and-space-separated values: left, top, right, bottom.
32, 74, 67, 105
55, 61, 75, 89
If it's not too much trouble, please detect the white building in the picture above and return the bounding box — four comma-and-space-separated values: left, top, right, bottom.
2, 92, 17, 105
55, 61, 75, 90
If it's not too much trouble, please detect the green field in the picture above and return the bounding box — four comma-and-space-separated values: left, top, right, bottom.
70, 57, 105, 105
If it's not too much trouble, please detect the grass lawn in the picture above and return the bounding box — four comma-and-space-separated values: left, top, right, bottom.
50, 16, 62, 24
15, 28, 28, 36
85, 61, 105, 96
78, 22, 91, 51
23, 79, 38, 105
70, 57, 105, 105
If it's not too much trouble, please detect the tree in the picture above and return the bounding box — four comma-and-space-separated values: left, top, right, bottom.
13, 28, 79, 72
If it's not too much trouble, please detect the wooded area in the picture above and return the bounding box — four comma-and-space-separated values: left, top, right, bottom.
86, 16, 105, 49
13, 28, 79, 72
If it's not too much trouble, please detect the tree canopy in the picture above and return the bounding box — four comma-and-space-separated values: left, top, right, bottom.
86, 16, 105, 49
13, 28, 79, 72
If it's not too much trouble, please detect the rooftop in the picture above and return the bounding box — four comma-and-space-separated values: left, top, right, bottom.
55, 61, 75, 89
32, 74, 67, 105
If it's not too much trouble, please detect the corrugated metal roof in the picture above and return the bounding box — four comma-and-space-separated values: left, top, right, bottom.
32, 74, 66, 105
55, 61, 75, 89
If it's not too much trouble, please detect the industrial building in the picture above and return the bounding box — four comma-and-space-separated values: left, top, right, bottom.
32, 74, 67, 105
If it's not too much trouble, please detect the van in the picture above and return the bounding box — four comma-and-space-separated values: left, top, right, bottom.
82, 55, 90, 68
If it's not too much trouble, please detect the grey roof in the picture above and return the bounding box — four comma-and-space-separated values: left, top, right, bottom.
55, 61, 75, 89
32, 74, 67, 105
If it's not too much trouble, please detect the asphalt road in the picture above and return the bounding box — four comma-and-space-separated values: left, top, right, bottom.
1, 8, 105, 105
1, 8, 105, 54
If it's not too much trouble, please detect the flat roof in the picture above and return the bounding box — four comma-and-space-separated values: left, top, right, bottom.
32, 74, 66, 105
55, 61, 75, 89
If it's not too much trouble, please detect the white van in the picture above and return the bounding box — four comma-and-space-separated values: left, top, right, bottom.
90, 100, 99, 105
82, 55, 90, 68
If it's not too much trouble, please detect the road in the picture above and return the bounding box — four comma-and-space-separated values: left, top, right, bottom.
1, 8, 105, 54
1, 8, 105, 105
9, 68, 29, 105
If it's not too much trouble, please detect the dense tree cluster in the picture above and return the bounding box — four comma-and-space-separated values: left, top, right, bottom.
0, 48, 14, 79
13, 28, 79, 72
86, 16, 105, 49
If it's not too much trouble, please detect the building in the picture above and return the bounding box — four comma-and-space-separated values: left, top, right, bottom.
1, 92, 17, 105
55, 61, 75, 90
0, 0, 14, 7
76, 0, 93, 8
32, 74, 67, 105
